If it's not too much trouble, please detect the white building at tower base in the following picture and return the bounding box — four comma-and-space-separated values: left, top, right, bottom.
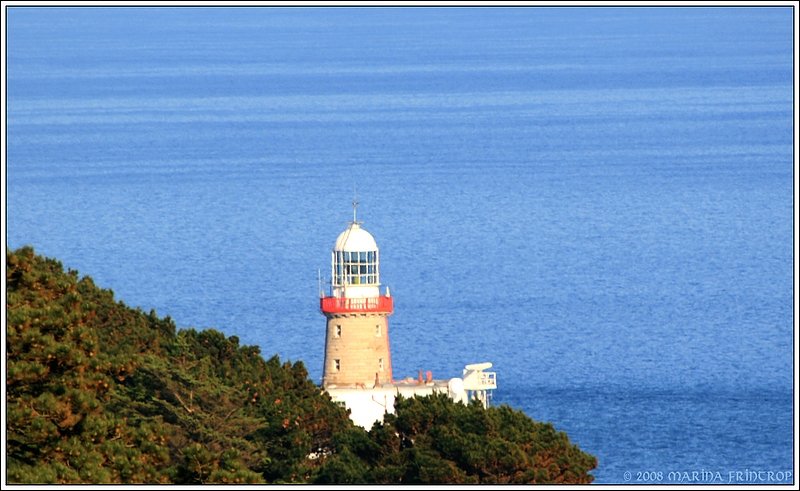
326, 363, 497, 429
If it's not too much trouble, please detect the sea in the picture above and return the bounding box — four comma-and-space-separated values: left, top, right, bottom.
6, 6, 795, 484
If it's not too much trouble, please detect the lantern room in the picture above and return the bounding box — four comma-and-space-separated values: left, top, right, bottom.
330, 222, 382, 299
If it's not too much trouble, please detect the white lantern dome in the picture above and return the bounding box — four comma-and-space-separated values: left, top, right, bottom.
334, 222, 378, 251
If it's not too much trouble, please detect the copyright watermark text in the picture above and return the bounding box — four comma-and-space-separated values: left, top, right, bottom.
622, 469, 793, 484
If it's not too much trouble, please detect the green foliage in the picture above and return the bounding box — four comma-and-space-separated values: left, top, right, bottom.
6, 246, 348, 484
315, 393, 596, 484
6, 246, 597, 484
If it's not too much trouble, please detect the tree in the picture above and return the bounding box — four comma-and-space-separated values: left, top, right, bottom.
342, 394, 598, 484
6, 247, 597, 484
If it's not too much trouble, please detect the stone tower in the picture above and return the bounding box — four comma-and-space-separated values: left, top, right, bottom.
320, 213, 393, 388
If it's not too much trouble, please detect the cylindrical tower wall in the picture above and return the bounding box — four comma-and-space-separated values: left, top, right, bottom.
322, 312, 393, 388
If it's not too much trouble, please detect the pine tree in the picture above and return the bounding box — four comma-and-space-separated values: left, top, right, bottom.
6, 247, 597, 484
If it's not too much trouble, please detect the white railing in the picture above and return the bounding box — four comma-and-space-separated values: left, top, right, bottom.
462, 369, 497, 391
479, 371, 497, 389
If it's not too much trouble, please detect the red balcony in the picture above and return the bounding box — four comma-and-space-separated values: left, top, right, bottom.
320, 296, 394, 314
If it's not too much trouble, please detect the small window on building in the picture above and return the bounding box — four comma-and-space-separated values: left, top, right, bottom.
375, 324, 381, 336
335, 325, 342, 338
334, 359, 340, 372
379, 358, 384, 371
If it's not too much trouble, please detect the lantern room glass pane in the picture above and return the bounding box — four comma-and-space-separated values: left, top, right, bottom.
333, 248, 379, 286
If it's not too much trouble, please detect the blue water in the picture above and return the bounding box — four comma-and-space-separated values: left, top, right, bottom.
6, 7, 794, 484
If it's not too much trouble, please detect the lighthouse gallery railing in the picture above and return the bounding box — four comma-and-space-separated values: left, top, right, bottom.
320, 296, 393, 314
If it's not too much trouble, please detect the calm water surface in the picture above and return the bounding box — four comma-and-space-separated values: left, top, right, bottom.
7, 7, 794, 483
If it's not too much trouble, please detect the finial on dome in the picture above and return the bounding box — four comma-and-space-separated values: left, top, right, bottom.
352, 186, 362, 225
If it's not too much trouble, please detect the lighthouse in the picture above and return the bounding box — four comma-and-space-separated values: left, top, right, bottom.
320, 203, 393, 388
319, 203, 497, 428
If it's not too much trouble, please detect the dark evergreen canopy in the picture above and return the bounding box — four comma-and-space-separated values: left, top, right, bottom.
6, 246, 596, 484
